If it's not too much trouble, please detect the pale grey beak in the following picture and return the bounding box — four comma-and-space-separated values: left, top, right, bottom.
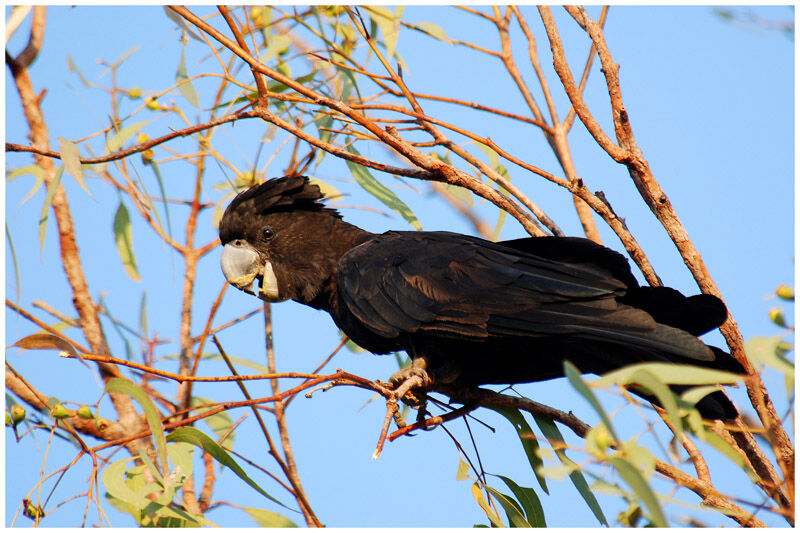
220, 242, 286, 302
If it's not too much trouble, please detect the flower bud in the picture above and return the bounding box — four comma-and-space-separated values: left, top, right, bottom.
77, 405, 93, 419
776, 285, 794, 301
127, 87, 142, 99
769, 308, 787, 328
50, 404, 70, 419
11, 405, 26, 425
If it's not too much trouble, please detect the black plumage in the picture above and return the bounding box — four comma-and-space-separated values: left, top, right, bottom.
219, 176, 743, 419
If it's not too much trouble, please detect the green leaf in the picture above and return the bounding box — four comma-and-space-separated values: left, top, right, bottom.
608, 456, 667, 527
746, 336, 794, 378
593, 362, 743, 388
176, 45, 199, 108
192, 397, 235, 449
456, 456, 471, 481
483, 484, 532, 528
166, 426, 287, 508
106, 378, 168, 477
534, 415, 608, 526
493, 204, 507, 242
166, 442, 194, 486
614, 368, 683, 440
39, 166, 64, 254
106, 118, 156, 154
564, 361, 620, 445
113, 201, 141, 282
6, 223, 21, 302
58, 137, 91, 197
413, 21, 452, 44
487, 405, 548, 493
103, 456, 149, 509
497, 475, 546, 527
470, 482, 504, 527
67, 55, 91, 87
139, 292, 148, 338
263, 34, 292, 62
146, 160, 173, 239
345, 145, 421, 230
163, 7, 204, 42
110, 45, 140, 69
6, 164, 45, 183
241, 507, 297, 527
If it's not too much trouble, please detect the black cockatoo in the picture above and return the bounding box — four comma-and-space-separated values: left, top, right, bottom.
218, 176, 742, 419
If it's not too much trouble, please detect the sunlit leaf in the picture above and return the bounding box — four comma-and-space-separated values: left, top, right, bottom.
106, 119, 156, 154
163, 7, 204, 42
593, 362, 743, 388
241, 507, 297, 527
470, 482, 504, 527
107, 378, 168, 477
113, 201, 141, 282
746, 336, 794, 378
176, 45, 199, 108
534, 415, 608, 526
57, 137, 92, 197
456, 456, 470, 481
6, 223, 21, 302
39, 166, 64, 253
414, 21, 452, 44
167, 426, 287, 508
12, 333, 78, 357
564, 360, 620, 444
67, 55, 91, 86
487, 405, 548, 493
608, 457, 667, 527
483, 484, 532, 528
192, 397, 235, 449
345, 145, 421, 230
139, 291, 148, 338
146, 160, 173, 240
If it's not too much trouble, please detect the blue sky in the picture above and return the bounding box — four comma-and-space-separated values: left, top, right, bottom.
4, 5, 794, 527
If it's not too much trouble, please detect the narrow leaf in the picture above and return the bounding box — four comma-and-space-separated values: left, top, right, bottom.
106, 119, 156, 154
564, 360, 620, 444
608, 457, 667, 527
345, 145, 421, 230
241, 507, 297, 527
163, 7, 204, 42
167, 426, 287, 508
192, 397, 235, 449
487, 405, 548, 493
483, 484, 532, 528
6, 223, 21, 302
58, 137, 91, 197
497, 475, 546, 527
39, 166, 64, 253
12, 333, 78, 357
176, 46, 199, 108
139, 292, 148, 338
414, 21, 452, 44
470, 482, 504, 527
594, 362, 743, 388
146, 161, 173, 239
67, 55, 91, 86
456, 456, 471, 481
106, 378, 168, 477
746, 336, 794, 377
113, 201, 141, 281
534, 415, 608, 526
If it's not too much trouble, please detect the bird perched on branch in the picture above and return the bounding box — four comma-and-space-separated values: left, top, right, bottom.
219, 176, 742, 419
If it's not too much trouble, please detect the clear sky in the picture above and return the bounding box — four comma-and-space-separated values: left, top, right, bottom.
4, 5, 794, 528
